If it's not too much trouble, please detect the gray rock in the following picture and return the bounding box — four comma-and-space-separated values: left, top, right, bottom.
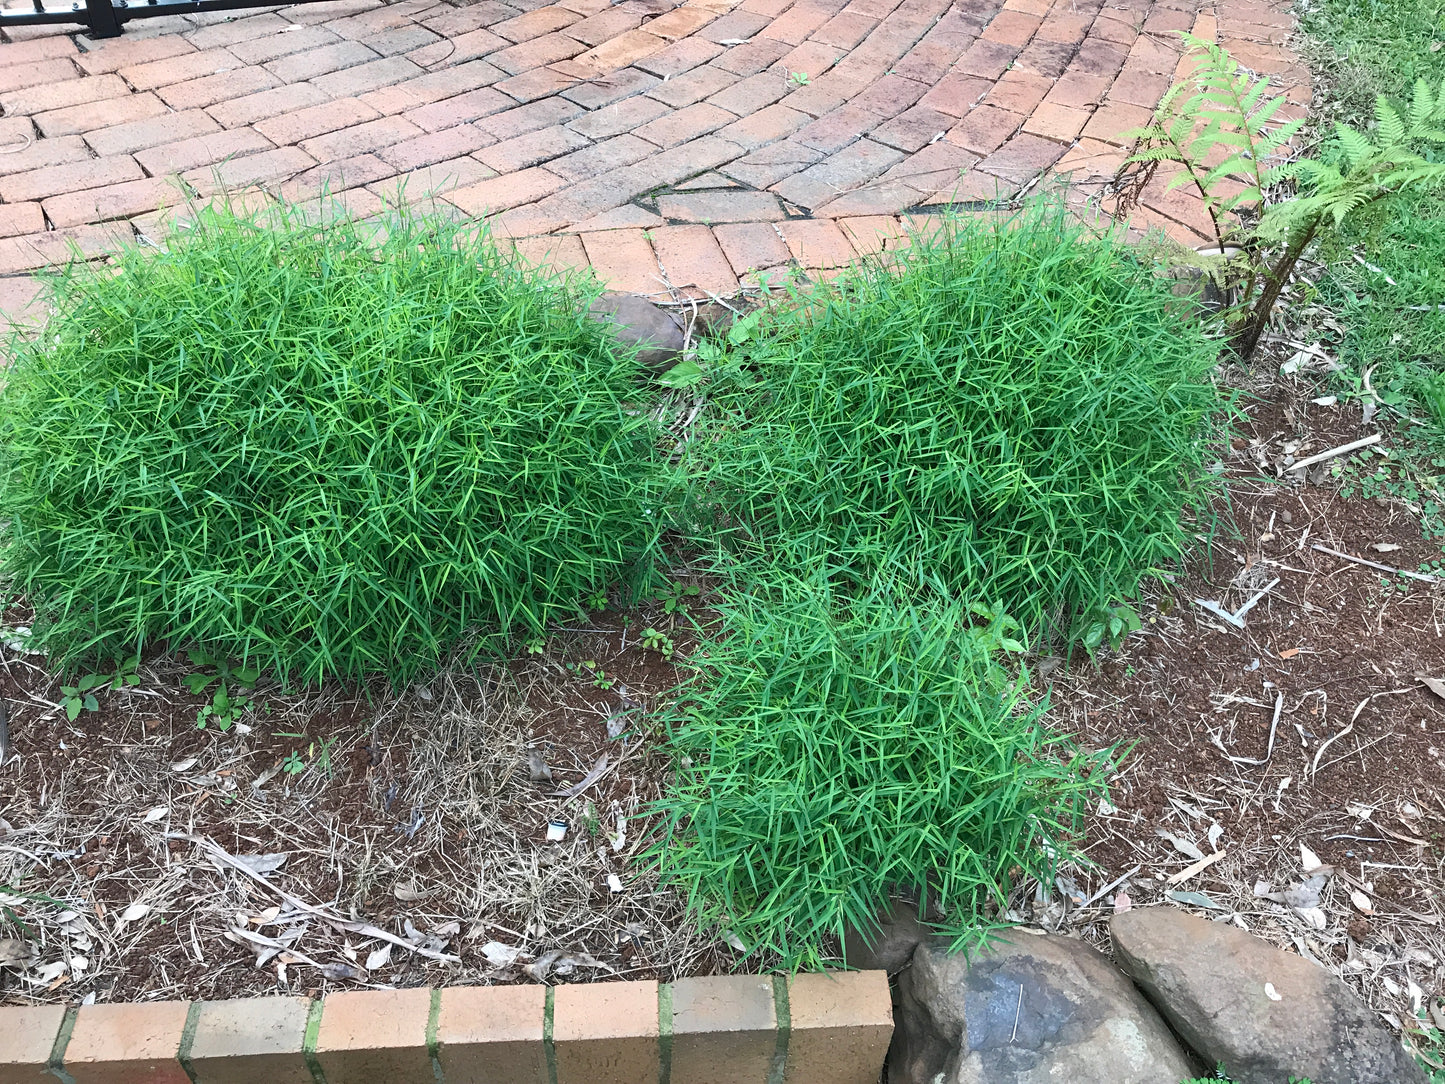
843, 899, 931, 974
1111, 907, 1427, 1084
587, 292, 685, 369
891, 929, 1199, 1084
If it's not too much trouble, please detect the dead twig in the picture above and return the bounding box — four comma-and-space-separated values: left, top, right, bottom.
1311, 544, 1441, 584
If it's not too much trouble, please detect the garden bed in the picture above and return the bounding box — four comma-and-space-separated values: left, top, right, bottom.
0, 586, 734, 1002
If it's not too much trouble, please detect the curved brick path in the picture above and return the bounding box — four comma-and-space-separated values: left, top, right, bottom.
0, 0, 1305, 320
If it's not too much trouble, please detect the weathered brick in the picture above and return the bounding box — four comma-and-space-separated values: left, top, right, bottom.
264, 40, 380, 83
120, 48, 238, 91
717, 102, 812, 149
184, 996, 313, 1084
0, 201, 45, 239
63, 1001, 191, 1084
712, 36, 793, 76
646, 6, 721, 40
380, 125, 492, 170
566, 29, 670, 78
838, 212, 906, 254
983, 67, 1052, 113
448, 166, 567, 214
483, 98, 586, 141
872, 103, 954, 150
796, 104, 883, 152
75, 36, 194, 77
137, 128, 275, 175
312, 55, 425, 97
182, 145, 317, 192
634, 37, 725, 78
567, 94, 669, 139
35, 93, 171, 138
548, 133, 654, 181
369, 155, 493, 199
917, 71, 991, 116
552, 980, 661, 1084
0, 155, 143, 204
408, 27, 508, 68
671, 975, 777, 1084
0, 133, 92, 177
1080, 99, 1152, 144
778, 216, 857, 268
0, 73, 129, 118
208, 83, 332, 128
495, 67, 581, 103
658, 189, 785, 222
713, 219, 790, 275
435, 985, 546, 1084
0, 224, 126, 275
976, 130, 1066, 181
785, 971, 893, 1084
406, 86, 514, 131
1043, 69, 1112, 110
313, 989, 432, 1084
979, 8, 1041, 44
159, 66, 282, 111
0, 59, 82, 96
646, 64, 738, 108
185, 12, 294, 51
762, 1, 834, 44
563, 6, 643, 46
490, 32, 589, 76
708, 71, 789, 114
284, 152, 398, 196
1022, 100, 1091, 141
559, 66, 658, 109
812, 11, 878, 49
475, 124, 590, 172
773, 137, 904, 208
635, 101, 736, 148
579, 227, 661, 293
300, 115, 424, 160
945, 102, 1022, 153
954, 37, 1018, 79
254, 97, 383, 144
1109, 67, 1172, 108
718, 138, 823, 188
851, 72, 930, 118
493, 5, 580, 42
0, 1003, 64, 1081
361, 24, 442, 57
0, 36, 78, 67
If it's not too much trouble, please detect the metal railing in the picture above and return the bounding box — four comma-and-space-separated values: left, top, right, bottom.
1, 0, 335, 38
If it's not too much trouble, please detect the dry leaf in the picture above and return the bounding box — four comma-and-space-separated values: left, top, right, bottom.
141, 807, 168, 823
365, 943, 393, 971
1156, 829, 1204, 861
393, 882, 429, 902
1300, 843, 1323, 872
1350, 890, 1375, 915
1369, 542, 1401, 552
1279, 647, 1301, 659
1264, 982, 1283, 1001
116, 902, 150, 927
1416, 673, 1445, 701
1113, 891, 1132, 913
170, 756, 199, 772
481, 941, 521, 968
0, 939, 37, 969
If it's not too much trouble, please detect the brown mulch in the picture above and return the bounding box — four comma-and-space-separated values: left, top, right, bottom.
1, 584, 731, 1004
1038, 362, 1445, 1055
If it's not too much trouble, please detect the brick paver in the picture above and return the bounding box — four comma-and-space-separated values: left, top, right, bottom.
0, 0, 1307, 308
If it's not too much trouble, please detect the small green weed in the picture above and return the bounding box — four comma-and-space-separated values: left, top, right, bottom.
639, 626, 675, 657
186, 650, 258, 732
567, 659, 613, 689
658, 581, 700, 615
1071, 600, 1143, 657
0, 202, 666, 684
58, 673, 105, 721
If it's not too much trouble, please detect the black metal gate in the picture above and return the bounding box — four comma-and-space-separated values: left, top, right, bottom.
1, 0, 336, 38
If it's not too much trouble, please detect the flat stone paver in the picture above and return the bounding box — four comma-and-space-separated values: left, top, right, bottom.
0, 0, 1307, 316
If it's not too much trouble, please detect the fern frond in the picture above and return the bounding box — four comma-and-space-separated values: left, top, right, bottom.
1377, 98, 1407, 146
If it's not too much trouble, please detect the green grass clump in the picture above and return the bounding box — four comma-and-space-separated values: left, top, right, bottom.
0, 205, 665, 683
690, 205, 1222, 637
648, 573, 1113, 969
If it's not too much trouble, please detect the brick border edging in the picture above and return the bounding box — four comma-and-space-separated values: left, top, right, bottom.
0, 971, 891, 1084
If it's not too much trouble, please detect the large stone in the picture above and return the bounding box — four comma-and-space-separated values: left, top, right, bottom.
890, 929, 1199, 1084
1111, 907, 1427, 1084
842, 899, 931, 975
587, 292, 685, 369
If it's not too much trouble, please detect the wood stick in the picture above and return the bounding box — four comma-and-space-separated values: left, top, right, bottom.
1286, 433, 1381, 472
1311, 544, 1441, 584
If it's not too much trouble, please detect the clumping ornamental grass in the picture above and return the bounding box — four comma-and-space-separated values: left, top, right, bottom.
690, 204, 1225, 638
650, 205, 1222, 966
648, 575, 1114, 969
0, 205, 666, 683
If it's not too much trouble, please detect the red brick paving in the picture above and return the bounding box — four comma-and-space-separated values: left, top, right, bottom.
0, 0, 1307, 320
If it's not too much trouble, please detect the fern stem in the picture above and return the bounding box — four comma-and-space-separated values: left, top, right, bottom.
1230, 217, 1320, 360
